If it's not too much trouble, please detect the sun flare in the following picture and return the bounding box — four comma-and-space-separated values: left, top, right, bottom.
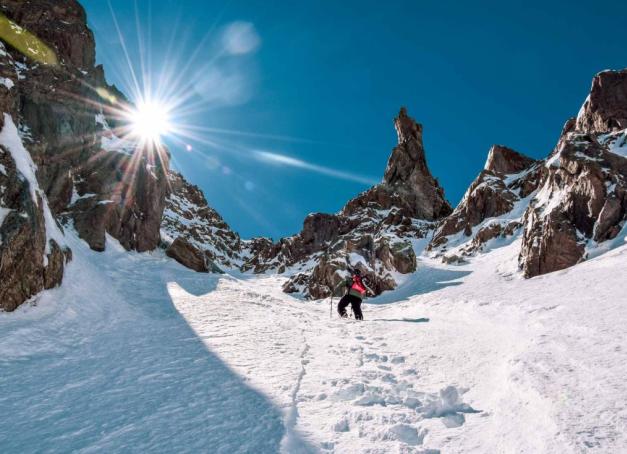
127, 100, 172, 143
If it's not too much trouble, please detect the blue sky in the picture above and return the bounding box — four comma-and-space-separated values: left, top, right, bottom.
81, 0, 627, 239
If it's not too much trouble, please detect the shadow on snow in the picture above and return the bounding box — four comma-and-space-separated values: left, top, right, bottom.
0, 236, 314, 454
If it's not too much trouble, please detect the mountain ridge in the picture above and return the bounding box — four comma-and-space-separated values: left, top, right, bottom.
0, 0, 625, 311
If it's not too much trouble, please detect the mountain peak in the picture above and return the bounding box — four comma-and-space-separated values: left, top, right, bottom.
484, 145, 536, 175
341, 107, 452, 221
384, 107, 429, 186
394, 107, 422, 145
576, 69, 627, 133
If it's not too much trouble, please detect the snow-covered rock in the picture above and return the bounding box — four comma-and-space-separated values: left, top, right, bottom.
243, 108, 450, 298
429, 145, 541, 260
429, 70, 627, 278
161, 171, 243, 271
241, 72, 627, 294
519, 70, 627, 277
0, 0, 171, 310
1, 0, 625, 313
0, 113, 70, 311
519, 130, 627, 277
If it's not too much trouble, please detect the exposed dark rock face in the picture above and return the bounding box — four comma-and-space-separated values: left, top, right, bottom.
484, 145, 536, 175
286, 216, 424, 299
1, 0, 169, 254
343, 108, 451, 220
1, 0, 96, 69
0, 0, 170, 310
69, 148, 169, 252
576, 70, 627, 133
429, 145, 541, 259
161, 172, 241, 271
518, 69, 627, 277
0, 140, 66, 311
241, 213, 361, 275
166, 237, 211, 273
244, 108, 450, 299
430, 70, 626, 277
0, 35, 73, 311
519, 132, 626, 277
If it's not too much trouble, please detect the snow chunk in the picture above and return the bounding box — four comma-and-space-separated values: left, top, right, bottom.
385, 424, 426, 445
332, 383, 365, 401
421, 386, 478, 427
0, 77, 14, 90
546, 151, 561, 168
0, 206, 12, 227
575, 94, 590, 124
348, 252, 369, 267
14, 61, 28, 80
534, 179, 565, 217
332, 418, 350, 432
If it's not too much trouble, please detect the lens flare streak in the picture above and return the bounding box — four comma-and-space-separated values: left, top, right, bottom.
253, 151, 378, 185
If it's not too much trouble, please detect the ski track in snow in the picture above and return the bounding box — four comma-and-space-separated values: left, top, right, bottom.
1, 233, 627, 453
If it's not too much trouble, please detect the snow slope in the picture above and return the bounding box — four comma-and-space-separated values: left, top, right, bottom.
1, 232, 626, 453
0, 234, 287, 453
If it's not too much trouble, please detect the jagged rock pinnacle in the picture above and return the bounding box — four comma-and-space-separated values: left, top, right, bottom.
394, 107, 422, 144
384, 108, 429, 186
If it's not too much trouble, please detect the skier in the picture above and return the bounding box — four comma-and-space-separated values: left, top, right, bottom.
335, 269, 374, 320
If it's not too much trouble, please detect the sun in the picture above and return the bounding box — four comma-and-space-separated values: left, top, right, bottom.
128, 100, 172, 144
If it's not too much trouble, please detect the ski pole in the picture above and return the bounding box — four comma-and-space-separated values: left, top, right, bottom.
330, 297, 333, 319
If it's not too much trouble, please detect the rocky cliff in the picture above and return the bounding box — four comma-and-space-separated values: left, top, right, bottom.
343, 108, 451, 221
519, 70, 627, 277
429, 70, 627, 277
161, 171, 243, 272
172, 68, 626, 295
0, 0, 269, 310
1, 0, 625, 310
165, 71, 625, 294
0, 0, 169, 310
241, 108, 452, 298
428, 145, 542, 261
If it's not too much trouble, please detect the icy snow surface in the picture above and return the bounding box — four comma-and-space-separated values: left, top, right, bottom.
1, 232, 627, 453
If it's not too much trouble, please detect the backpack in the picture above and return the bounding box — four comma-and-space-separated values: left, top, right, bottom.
350, 275, 366, 296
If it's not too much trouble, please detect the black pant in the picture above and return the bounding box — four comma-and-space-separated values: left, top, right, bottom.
338, 294, 363, 320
